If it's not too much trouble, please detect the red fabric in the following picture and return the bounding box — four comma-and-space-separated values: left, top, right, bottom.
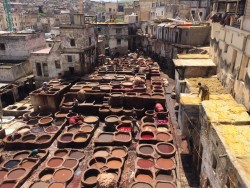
69, 116, 83, 124
155, 103, 164, 112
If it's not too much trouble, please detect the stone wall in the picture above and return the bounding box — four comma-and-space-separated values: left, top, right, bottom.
210, 23, 250, 111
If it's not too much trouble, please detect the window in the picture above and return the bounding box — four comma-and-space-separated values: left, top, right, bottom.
48, 43, 52, 47
89, 37, 91, 45
117, 39, 121, 45
116, 28, 122, 33
152, 3, 155, 7
199, 12, 203, 16
36, 63, 42, 76
0, 43, 5, 50
70, 39, 75, 46
67, 55, 73, 63
98, 27, 101, 32
43, 63, 49, 77
55, 60, 61, 69
109, 8, 111, 12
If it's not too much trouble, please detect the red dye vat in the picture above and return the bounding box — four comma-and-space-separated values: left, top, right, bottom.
155, 119, 168, 124
117, 126, 132, 132
137, 159, 154, 169
141, 134, 154, 139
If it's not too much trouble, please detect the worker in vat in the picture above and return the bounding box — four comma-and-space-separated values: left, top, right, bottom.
197, 83, 209, 101
30, 148, 40, 157
42, 82, 48, 93
72, 98, 79, 112
132, 109, 140, 141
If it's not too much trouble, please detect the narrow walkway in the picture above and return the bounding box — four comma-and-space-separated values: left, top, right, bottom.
161, 69, 199, 188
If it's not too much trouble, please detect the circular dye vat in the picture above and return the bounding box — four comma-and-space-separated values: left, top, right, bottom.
0, 169, 8, 180
39, 117, 53, 125
84, 116, 99, 124
155, 182, 176, 188
156, 132, 171, 142
53, 169, 73, 182
41, 173, 53, 181
69, 151, 84, 159
89, 158, 105, 169
13, 152, 29, 160
60, 134, 73, 142
48, 183, 65, 188
135, 173, 153, 183
55, 112, 67, 118
31, 126, 44, 133
120, 116, 133, 124
117, 125, 132, 132
20, 160, 36, 168
142, 125, 156, 132
4, 160, 20, 169
67, 125, 80, 133
139, 145, 154, 155
83, 169, 100, 185
156, 158, 175, 170
130, 182, 153, 188
7, 168, 26, 180
98, 133, 113, 142
137, 159, 154, 169
105, 116, 119, 124
30, 182, 49, 188
62, 159, 78, 169
156, 143, 175, 156
107, 158, 122, 169
94, 150, 109, 158
114, 133, 130, 142
45, 126, 59, 133
156, 172, 174, 181
17, 127, 30, 134
157, 127, 169, 132
80, 125, 93, 133
54, 150, 68, 157
141, 132, 154, 140
111, 148, 126, 158
22, 134, 36, 142
47, 158, 63, 168
37, 135, 51, 143
74, 133, 88, 142
0, 182, 17, 188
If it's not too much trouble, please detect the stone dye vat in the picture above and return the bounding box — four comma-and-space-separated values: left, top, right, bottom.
4, 117, 67, 150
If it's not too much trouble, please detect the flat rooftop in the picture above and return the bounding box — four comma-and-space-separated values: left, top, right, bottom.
180, 93, 233, 105
186, 77, 228, 95
176, 54, 210, 59
202, 99, 250, 124
173, 59, 216, 67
